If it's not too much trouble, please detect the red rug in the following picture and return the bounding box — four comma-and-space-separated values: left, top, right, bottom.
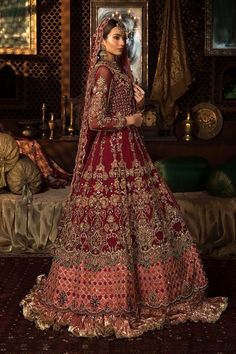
0, 256, 235, 353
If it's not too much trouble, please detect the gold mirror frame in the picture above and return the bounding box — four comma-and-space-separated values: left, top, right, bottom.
0, 0, 37, 55
205, 0, 236, 56
90, 0, 148, 91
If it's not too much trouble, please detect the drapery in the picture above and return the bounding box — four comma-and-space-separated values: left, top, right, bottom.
150, 0, 192, 126
1, 188, 236, 257
0, 187, 68, 253
176, 191, 236, 257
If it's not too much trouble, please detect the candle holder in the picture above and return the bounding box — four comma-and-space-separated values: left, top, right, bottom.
39, 102, 48, 139
67, 102, 75, 136
182, 112, 194, 141
61, 95, 67, 136
48, 113, 56, 140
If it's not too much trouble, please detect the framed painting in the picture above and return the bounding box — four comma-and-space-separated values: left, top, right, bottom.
205, 0, 236, 55
0, 0, 37, 55
90, 0, 148, 90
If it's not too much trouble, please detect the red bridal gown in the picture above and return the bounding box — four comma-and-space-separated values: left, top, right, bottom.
21, 60, 227, 338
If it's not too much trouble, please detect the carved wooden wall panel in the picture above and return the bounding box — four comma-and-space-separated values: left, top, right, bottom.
0, 0, 62, 121
0, 0, 236, 124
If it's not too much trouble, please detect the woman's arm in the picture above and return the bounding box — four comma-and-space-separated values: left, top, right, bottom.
88, 65, 127, 131
133, 83, 145, 109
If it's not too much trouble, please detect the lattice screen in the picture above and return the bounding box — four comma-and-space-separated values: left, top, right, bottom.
0, 0, 235, 122
56, 0, 236, 121
0, 0, 62, 121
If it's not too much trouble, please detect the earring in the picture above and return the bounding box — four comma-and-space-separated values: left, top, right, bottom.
99, 44, 107, 60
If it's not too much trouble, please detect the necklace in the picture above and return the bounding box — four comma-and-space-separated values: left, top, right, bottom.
98, 58, 121, 71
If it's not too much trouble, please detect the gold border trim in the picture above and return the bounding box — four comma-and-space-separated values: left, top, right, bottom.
0, 0, 37, 55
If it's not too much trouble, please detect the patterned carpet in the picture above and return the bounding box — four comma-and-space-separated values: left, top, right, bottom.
0, 256, 236, 354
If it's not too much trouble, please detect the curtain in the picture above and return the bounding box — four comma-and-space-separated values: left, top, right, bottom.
150, 0, 192, 126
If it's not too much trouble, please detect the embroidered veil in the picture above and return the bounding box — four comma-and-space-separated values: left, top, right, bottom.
70, 17, 133, 196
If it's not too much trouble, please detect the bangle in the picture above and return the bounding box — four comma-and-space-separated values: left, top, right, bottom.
116, 114, 127, 129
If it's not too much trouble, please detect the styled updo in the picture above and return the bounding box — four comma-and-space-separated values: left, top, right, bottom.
103, 19, 120, 39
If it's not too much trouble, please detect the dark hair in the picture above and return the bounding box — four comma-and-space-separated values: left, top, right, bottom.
103, 19, 119, 39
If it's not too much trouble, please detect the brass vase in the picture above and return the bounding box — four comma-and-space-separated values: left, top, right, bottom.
48, 113, 56, 140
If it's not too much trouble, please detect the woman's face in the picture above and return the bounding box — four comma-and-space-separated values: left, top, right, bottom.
102, 27, 126, 56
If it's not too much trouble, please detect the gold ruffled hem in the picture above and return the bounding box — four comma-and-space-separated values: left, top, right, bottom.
20, 276, 228, 338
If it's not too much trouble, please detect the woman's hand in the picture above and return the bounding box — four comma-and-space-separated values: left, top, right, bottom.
133, 83, 145, 109
126, 112, 143, 127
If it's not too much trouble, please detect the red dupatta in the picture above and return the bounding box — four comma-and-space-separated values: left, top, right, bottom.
70, 17, 133, 196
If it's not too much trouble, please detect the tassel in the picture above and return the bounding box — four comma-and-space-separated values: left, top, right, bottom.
0, 164, 7, 188
22, 184, 33, 205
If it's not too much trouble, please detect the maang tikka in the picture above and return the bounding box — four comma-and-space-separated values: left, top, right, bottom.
115, 20, 127, 36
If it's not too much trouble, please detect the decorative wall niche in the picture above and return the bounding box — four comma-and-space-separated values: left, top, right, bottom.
0, 62, 25, 109
221, 66, 236, 103
0, 0, 61, 122
0, 65, 17, 99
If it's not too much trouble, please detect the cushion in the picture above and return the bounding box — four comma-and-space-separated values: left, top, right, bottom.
0, 133, 19, 188
206, 159, 236, 197
6, 155, 43, 195
154, 156, 211, 192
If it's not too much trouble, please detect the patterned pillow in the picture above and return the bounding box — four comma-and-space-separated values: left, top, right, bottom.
154, 156, 211, 192
0, 133, 19, 188
206, 159, 236, 197
6, 155, 43, 195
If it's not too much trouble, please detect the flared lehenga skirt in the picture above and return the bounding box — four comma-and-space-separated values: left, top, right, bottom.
20, 127, 227, 338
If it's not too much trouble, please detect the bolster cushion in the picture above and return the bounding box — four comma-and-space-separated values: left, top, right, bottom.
154, 156, 211, 192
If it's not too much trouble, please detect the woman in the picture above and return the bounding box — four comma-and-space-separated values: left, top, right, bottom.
21, 18, 227, 338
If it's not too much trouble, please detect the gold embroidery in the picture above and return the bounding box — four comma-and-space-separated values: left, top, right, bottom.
20, 23, 227, 338
88, 65, 128, 131
54, 147, 195, 271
